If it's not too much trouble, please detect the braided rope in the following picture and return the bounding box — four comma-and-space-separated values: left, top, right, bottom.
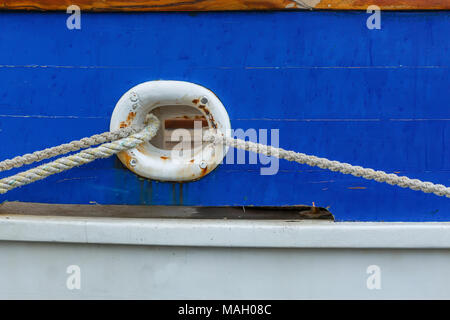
0, 116, 448, 198
204, 131, 450, 198
0, 126, 138, 173
0, 115, 159, 195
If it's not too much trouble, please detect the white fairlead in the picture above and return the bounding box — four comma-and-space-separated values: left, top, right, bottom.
110, 80, 231, 182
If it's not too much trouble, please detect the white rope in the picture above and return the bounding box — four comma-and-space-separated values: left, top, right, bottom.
0, 126, 138, 172
204, 131, 450, 198
0, 115, 160, 195
0, 115, 448, 199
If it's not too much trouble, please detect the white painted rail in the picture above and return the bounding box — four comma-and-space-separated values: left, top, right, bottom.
1, 215, 450, 248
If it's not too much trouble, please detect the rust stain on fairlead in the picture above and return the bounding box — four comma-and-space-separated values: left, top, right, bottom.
198, 105, 217, 129
160, 156, 169, 160
119, 111, 137, 128
199, 105, 209, 115
200, 165, 208, 177
117, 151, 133, 169
136, 144, 150, 155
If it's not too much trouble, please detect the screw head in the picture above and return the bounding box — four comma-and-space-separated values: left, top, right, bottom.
130, 158, 138, 167
200, 97, 208, 104
130, 92, 138, 102
199, 161, 207, 169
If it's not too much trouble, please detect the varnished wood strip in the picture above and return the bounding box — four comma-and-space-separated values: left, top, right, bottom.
315, 0, 450, 10
0, 0, 449, 11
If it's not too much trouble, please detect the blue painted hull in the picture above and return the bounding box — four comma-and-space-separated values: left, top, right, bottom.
0, 11, 449, 221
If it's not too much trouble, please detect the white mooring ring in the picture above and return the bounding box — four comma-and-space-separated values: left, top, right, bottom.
110, 80, 231, 182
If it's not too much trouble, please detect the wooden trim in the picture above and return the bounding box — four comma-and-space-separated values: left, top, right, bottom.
1, 0, 449, 11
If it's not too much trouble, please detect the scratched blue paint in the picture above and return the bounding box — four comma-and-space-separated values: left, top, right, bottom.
0, 11, 449, 221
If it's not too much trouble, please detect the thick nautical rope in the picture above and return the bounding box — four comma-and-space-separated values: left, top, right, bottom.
203, 131, 450, 199
0, 115, 160, 195
0, 126, 138, 172
0, 117, 448, 198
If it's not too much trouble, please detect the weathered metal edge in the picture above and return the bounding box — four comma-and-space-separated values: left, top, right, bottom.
1, 0, 449, 12
2, 215, 450, 248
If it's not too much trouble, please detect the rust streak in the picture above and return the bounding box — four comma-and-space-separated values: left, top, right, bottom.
127, 112, 136, 121
200, 165, 208, 177
117, 151, 133, 169
119, 111, 136, 128
198, 105, 210, 115
136, 144, 151, 155
198, 104, 217, 129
